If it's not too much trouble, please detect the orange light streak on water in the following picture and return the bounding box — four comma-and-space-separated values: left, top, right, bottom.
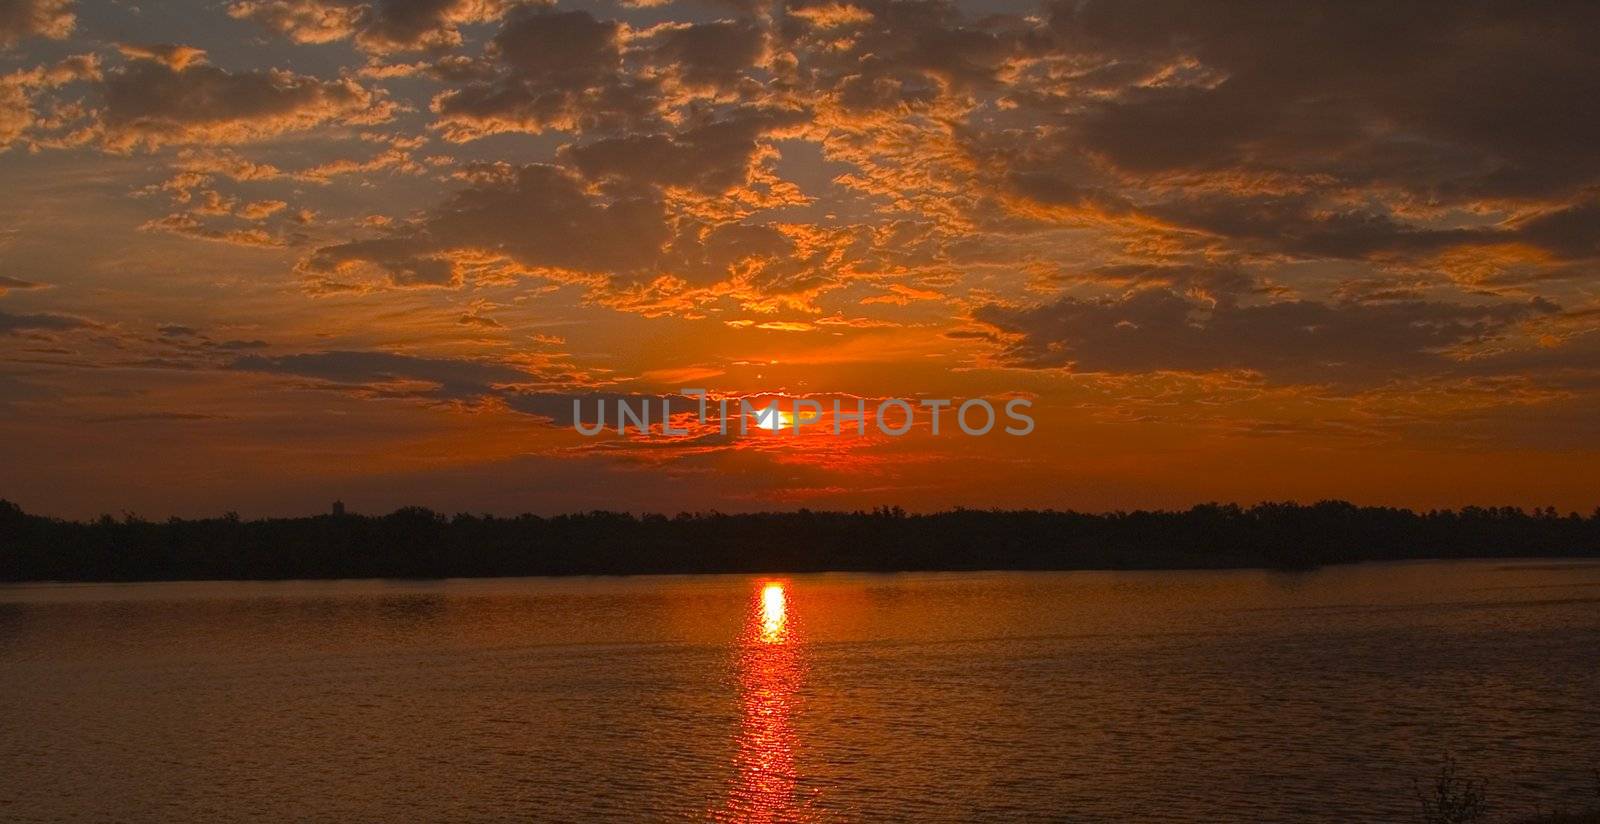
717, 581, 811, 822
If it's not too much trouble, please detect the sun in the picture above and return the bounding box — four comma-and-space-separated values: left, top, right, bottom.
750, 400, 820, 432
752, 403, 792, 431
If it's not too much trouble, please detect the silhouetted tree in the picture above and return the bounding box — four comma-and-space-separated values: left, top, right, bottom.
0, 498, 1596, 582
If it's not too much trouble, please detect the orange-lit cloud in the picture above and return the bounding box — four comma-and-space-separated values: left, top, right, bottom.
3, 0, 1600, 518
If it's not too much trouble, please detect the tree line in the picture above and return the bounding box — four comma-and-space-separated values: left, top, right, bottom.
2, 499, 1598, 581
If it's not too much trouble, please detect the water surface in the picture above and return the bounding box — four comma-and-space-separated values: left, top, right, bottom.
3, 561, 1598, 822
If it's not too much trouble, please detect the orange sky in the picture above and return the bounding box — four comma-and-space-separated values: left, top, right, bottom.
1, 0, 1598, 517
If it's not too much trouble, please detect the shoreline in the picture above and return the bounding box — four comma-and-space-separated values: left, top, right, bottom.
3, 554, 1597, 587
7, 499, 1599, 583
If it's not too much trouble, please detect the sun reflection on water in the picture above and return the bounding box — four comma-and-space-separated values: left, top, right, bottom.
717, 581, 811, 822
759, 582, 788, 644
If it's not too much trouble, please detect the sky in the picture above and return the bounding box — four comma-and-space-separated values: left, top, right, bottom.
1, 0, 1598, 518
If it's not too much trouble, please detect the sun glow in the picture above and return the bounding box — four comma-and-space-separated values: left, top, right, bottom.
753, 406, 793, 431
750, 402, 822, 432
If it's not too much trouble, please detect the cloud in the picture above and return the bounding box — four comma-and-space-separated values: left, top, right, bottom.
427, 10, 779, 144
0, 0, 74, 48
115, 43, 208, 71
351, 0, 505, 53
456, 312, 502, 328
225, 0, 360, 44
140, 213, 286, 247
429, 7, 651, 140
643, 20, 765, 92
860, 283, 944, 305
1045, 263, 1275, 300
0, 53, 96, 148
228, 0, 506, 53
238, 199, 289, 220
502, 391, 701, 428
99, 53, 393, 151
0, 73, 30, 145
1039, 0, 1600, 202
229, 350, 688, 427
226, 0, 360, 45
13, 0, 1600, 441
0, 309, 97, 334
232, 349, 530, 397
1512, 199, 1600, 261
1126, 193, 1600, 266
782, 0, 1039, 110
972, 289, 1560, 384
80, 411, 230, 424
304, 163, 670, 287
562, 107, 807, 195
0, 275, 47, 294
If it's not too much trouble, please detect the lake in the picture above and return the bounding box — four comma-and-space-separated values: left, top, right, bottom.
2, 561, 1598, 822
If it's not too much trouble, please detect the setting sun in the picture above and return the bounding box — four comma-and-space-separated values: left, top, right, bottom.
752, 405, 792, 432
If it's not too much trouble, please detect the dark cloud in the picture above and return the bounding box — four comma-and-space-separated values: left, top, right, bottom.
305, 236, 459, 287
0, 275, 47, 294
1053, 264, 1277, 301
431, 7, 655, 140
232, 349, 531, 401
947, 0, 1600, 288
1042, 0, 1600, 201
354, 0, 491, 53
563, 107, 807, 195
231, 350, 697, 427
645, 20, 765, 92
431, 10, 778, 143
1143, 195, 1487, 260
100, 53, 392, 150
456, 313, 500, 328
973, 289, 1559, 384
227, 0, 504, 54
81, 411, 229, 423
1138, 194, 1600, 264
1003, 171, 1130, 217
0, 309, 97, 334
492, 7, 619, 84
305, 163, 670, 287
503, 391, 702, 428
782, 0, 1042, 111
1513, 200, 1600, 261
